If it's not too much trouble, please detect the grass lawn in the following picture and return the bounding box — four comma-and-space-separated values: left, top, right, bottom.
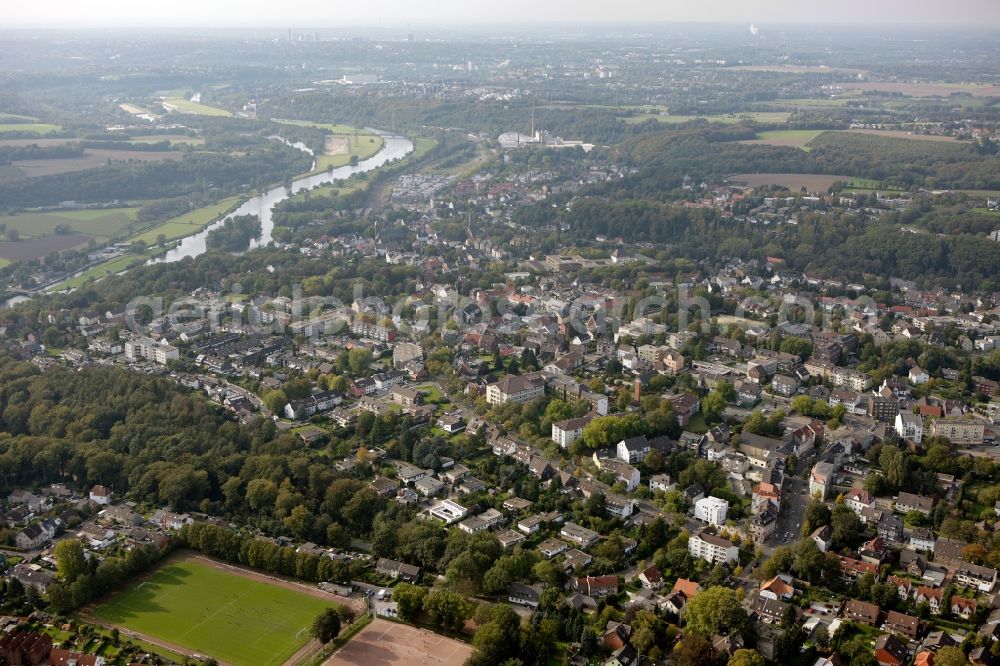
311, 133, 385, 174
91, 560, 338, 666
46, 254, 144, 292
686, 413, 709, 434
161, 98, 232, 117
130, 135, 205, 146
128, 196, 241, 245
273, 119, 365, 134
741, 129, 828, 150
410, 137, 439, 160
418, 384, 445, 402
0, 123, 62, 135
0, 207, 141, 240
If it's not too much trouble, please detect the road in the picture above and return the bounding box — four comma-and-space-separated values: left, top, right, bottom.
775, 475, 810, 547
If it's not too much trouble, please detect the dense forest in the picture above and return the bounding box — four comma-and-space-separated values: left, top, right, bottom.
615, 127, 1000, 192
205, 214, 262, 252
260, 93, 668, 145
512, 194, 1000, 290
0, 141, 311, 209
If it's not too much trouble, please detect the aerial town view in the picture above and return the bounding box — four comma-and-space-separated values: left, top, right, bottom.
2, 1, 1000, 665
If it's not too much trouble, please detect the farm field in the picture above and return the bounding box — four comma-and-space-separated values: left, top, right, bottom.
13, 148, 182, 177
0, 207, 140, 239
737, 129, 828, 149
0, 233, 93, 262
161, 97, 232, 117
760, 96, 859, 108
730, 173, 852, 192
90, 556, 339, 666
842, 129, 961, 143
0, 123, 62, 135
838, 81, 1000, 97
128, 196, 241, 245
623, 111, 791, 125
129, 134, 205, 145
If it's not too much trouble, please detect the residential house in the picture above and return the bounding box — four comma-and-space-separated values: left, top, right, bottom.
376, 558, 421, 581
507, 582, 542, 608
486, 373, 546, 405
89, 485, 113, 505
575, 575, 619, 597
952, 596, 977, 620
914, 586, 945, 614
694, 496, 729, 526
760, 574, 795, 602
874, 634, 908, 666
552, 415, 593, 448
844, 488, 873, 517
688, 530, 738, 564
909, 528, 936, 553
617, 436, 650, 463
883, 610, 920, 640
842, 599, 880, 627
895, 412, 924, 444
638, 565, 663, 590
895, 492, 935, 516
561, 522, 601, 548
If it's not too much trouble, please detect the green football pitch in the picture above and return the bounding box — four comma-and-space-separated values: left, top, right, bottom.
91, 559, 338, 666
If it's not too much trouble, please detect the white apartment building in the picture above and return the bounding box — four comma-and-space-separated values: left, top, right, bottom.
694, 496, 729, 526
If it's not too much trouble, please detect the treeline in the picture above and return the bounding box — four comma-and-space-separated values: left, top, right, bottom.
0, 143, 85, 165
177, 522, 365, 584
80, 139, 174, 152
0, 356, 438, 548
47, 542, 168, 614
616, 127, 1000, 193
0, 142, 311, 209
206, 214, 262, 252
513, 194, 1000, 290
261, 93, 664, 145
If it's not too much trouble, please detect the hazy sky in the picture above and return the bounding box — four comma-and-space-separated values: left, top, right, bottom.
6, 0, 1000, 28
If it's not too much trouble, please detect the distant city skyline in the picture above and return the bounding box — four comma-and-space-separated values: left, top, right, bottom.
5, 0, 1000, 28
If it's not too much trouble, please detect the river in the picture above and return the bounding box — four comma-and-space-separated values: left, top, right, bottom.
153, 132, 414, 263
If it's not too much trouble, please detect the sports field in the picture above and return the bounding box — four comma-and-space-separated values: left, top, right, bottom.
91, 558, 338, 666
325, 618, 472, 666
161, 97, 232, 117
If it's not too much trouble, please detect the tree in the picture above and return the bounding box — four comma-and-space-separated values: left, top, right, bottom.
264, 389, 288, 414
470, 603, 522, 665
310, 608, 341, 644
54, 539, 88, 584
348, 348, 373, 375
393, 582, 428, 621
702, 390, 727, 422
422, 590, 472, 632
802, 500, 832, 536
935, 647, 970, 666
683, 586, 750, 638
674, 633, 719, 666
728, 649, 765, 666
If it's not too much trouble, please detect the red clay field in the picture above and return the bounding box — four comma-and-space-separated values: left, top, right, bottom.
324, 618, 473, 666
